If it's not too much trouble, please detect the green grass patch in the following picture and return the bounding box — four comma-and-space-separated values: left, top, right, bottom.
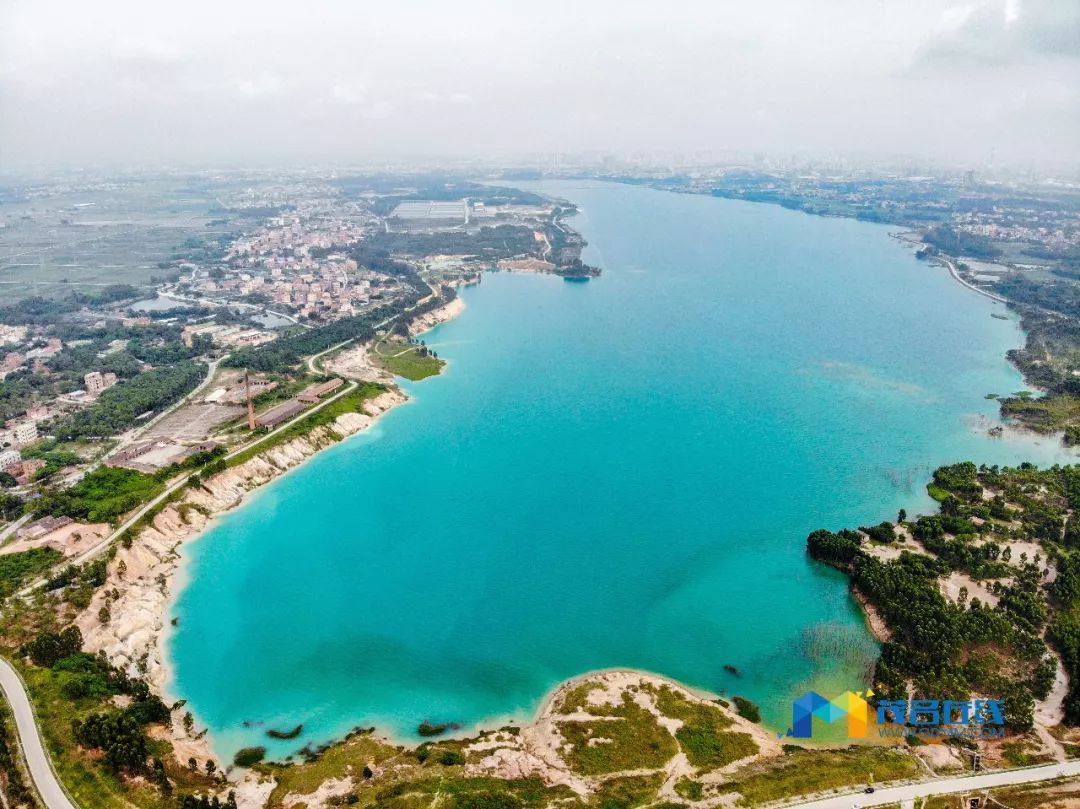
1000, 740, 1053, 767
590, 773, 663, 809
265, 734, 580, 809
15, 658, 210, 809
722, 745, 918, 804
555, 683, 602, 714
976, 778, 1080, 809
371, 776, 575, 809
673, 778, 703, 801
33, 466, 165, 523
1000, 392, 1080, 433
265, 732, 403, 806
371, 340, 444, 381
926, 483, 949, 502
675, 722, 757, 771
0, 548, 62, 600
557, 696, 677, 775
650, 685, 757, 770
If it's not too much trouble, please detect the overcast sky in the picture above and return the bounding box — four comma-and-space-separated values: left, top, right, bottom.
1, 0, 1077, 168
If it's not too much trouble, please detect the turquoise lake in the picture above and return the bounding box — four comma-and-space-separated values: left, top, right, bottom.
169, 180, 1074, 759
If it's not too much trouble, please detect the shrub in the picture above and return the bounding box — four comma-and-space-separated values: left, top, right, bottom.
732, 696, 761, 723
233, 747, 267, 768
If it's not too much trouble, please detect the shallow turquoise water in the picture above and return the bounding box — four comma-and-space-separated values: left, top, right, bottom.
169, 181, 1073, 759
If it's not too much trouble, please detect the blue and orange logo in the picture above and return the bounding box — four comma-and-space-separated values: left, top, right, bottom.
788, 690, 871, 738
787, 691, 1006, 740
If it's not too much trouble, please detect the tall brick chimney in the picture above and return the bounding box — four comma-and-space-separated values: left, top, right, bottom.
245, 370, 256, 430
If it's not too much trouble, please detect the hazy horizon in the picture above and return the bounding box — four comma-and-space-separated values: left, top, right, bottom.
1, 0, 1078, 170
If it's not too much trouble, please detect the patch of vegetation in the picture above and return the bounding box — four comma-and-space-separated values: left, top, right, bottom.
0, 697, 38, 808
0, 548, 62, 600
233, 747, 266, 767
370, 776, 574, 809
556, 683, 600, 714
923, 224, 1002, 260
860, 521, 897, 544
1000, 740, 1053, 767
954, 777, 1080, 809
807, 461, 1080, 732
673, 778, 703, 801
51, 361, 206, 440
650, 685, 757, 769
372, 339, 444, 381
557, 696, 678, 775
1001, 393, 1080, 434
732, 696, 761, 724
589, 774, 663, 809
10, 625, 219, 809
263, 731, 404, 806
32, 466, 164, 523
722, 746, 918, 804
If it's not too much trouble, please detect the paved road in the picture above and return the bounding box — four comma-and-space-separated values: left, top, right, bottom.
305, 294, 436, 375
46, 356, 223, 492
791, 759, 1080, 808
307, 338, 355, 374
939, 257, 1009, 305
0, 658, 78, 809
15, 378, 359, 597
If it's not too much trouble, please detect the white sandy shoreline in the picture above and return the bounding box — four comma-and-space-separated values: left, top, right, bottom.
82, 285, 785, 777
76, 295, 469, 774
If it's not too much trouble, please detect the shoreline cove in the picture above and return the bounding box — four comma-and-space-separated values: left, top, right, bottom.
74, 183, 1077, 802
75, 297, 467, 779
72, 285, 788, 798
75, 277, 791, 776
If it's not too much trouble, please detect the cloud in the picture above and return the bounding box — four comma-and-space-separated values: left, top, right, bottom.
915, 0, 1080, 68
0, 0, 1076, 166
330, 82, 369, 106
232, 73, 290, 98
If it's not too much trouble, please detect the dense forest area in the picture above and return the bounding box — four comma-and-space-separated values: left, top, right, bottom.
0, 304, 212, 421
922, 224, 1003, 260
331, 176, 546, 216
0, 286, 144, 325
48, 361, 206, 441
366, 225, 539, 262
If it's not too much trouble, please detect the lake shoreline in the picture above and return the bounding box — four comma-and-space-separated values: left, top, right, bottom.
82, 182, 1069, 792
74, 296, 467, 776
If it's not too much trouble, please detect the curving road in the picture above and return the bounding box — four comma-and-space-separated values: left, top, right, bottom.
0, 658, 78, 809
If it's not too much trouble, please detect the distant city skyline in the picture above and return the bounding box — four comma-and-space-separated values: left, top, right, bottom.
1, 0, 1078, 168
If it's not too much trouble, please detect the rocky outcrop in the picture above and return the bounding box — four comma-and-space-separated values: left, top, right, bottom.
408, 297, 465, 337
